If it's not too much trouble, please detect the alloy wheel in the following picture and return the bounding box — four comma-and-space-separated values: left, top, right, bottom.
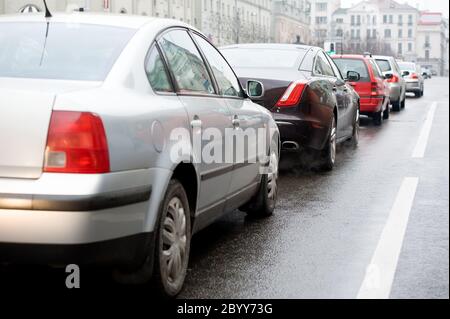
162, 196, 187, 289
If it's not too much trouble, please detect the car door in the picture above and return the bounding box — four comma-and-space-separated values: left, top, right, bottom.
314, 51, 349, 139
157, 28, 233, 227
326, 52, 355, 138
190, 32, 263, 212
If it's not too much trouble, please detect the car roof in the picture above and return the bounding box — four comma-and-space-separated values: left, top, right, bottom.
332, 54, 372, 60
373, 55, 395, 60
221, 43, 314, 52
0, 12, 189, 30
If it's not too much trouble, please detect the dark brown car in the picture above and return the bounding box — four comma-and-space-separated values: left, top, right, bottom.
221, 44, 361, 170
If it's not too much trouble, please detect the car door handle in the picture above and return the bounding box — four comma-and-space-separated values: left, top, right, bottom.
191, 117, 202, 128
232, 116, 240, 129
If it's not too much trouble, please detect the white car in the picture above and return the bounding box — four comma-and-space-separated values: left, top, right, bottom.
0, 13, 280, 296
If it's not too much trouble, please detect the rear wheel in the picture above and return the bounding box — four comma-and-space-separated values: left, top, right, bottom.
113, 179, 191, 298
318, 115, 337, 171
392, 100, 401, 112
383, 102, 390, 120
349, 108, 360, 148
243, 141, 279, 218
373, 110, 383, 126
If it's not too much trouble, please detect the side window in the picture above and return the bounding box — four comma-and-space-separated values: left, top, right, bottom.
145, 46, 173, 93
314, 52, 335, 77
369, 59, 383, 79
192, 33, 243, 98
158, 29, 215, 94
325, 54, 343, 79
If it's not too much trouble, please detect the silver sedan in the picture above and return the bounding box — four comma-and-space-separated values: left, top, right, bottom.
0, 13, 280, 297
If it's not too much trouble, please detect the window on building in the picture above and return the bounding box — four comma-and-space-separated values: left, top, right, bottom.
408, 43, 413, 52
398, 43, 402, 54
384, 29, 391, 38
316, 2, 327, 12
408, 29, 413, 38
398, 29, 403, 38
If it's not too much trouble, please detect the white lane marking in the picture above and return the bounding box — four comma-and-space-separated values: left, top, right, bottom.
357, 177, 419, 299
412, 102, 438, 158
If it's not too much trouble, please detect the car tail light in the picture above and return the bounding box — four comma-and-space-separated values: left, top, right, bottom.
44, 111, 110, 174
387, 74, 399, 83
371, 82, 378, 96
276, 81, 307, 107
411, 73, 419, 79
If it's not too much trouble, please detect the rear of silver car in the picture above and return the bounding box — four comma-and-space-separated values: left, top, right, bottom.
374, 56, 406, 109
0, 19, 154, 266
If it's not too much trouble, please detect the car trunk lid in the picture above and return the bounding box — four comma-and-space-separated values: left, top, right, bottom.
0, 78, 101, 179
234, 67, 305, 110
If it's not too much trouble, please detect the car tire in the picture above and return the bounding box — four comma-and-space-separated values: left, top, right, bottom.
392, 100, 401, 112
373, 110, 383, 126
113, 179, 191, 298
401, 96, 406, 109
317, 114, 337, 171
383, 102, 390, 120
242, 141, 279, 218
415, 91, 421, 98
349, 108, 360, 148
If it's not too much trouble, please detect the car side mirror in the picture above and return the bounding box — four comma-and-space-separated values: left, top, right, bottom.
346, 71, 360, 82
402, 71, 410, 77
247, 80, 264, 99
384, 73, 394, 80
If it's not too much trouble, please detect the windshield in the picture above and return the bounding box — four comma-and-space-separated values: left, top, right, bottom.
376, 59, 392, 73
0, 22, 136, 81
221, 48, 306, 69
333, 58, 370, 82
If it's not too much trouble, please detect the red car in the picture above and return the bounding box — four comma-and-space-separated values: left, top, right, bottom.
332, 54, 390, 126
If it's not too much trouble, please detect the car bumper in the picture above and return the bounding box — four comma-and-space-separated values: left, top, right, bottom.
0, 168, 171, 266
405, 81, 421, 92
0, 170, 155, 245
273, 112, 330, 151
360, 96, 384, 114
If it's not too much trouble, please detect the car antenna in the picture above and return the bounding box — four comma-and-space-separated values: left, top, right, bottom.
39, 0, 52, 66
43, 0, 52, 18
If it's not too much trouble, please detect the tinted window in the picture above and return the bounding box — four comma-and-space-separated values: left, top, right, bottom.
221, 48, 306, 69
333, 58, 370, 82
314, 52, 335, 77
376, 59, 392, 72
0, 22, 135, 81
145, 47, 173, 93
159, 30, 214, 94
193, 34, 243, 98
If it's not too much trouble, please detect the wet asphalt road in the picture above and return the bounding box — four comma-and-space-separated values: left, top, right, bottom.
1, 78, 448, 299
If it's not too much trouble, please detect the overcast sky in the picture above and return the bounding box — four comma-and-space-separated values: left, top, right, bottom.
341, 0, 449, 18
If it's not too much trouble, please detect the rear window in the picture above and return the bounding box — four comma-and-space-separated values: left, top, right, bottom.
369, 60, 383, 79
0, 22, 136, 81
333, 58, 370, 82
221, 48, 306, 69
398, 62, 416, 72
376, 59, 392, 73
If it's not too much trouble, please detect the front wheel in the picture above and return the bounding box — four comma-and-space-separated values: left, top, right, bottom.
242, 141, 279, 218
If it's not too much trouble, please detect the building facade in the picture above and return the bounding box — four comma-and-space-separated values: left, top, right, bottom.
309, 0, 340, 47
329, 0, 419, 60
271, 0, 311, 45
416, 12, 449, 76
